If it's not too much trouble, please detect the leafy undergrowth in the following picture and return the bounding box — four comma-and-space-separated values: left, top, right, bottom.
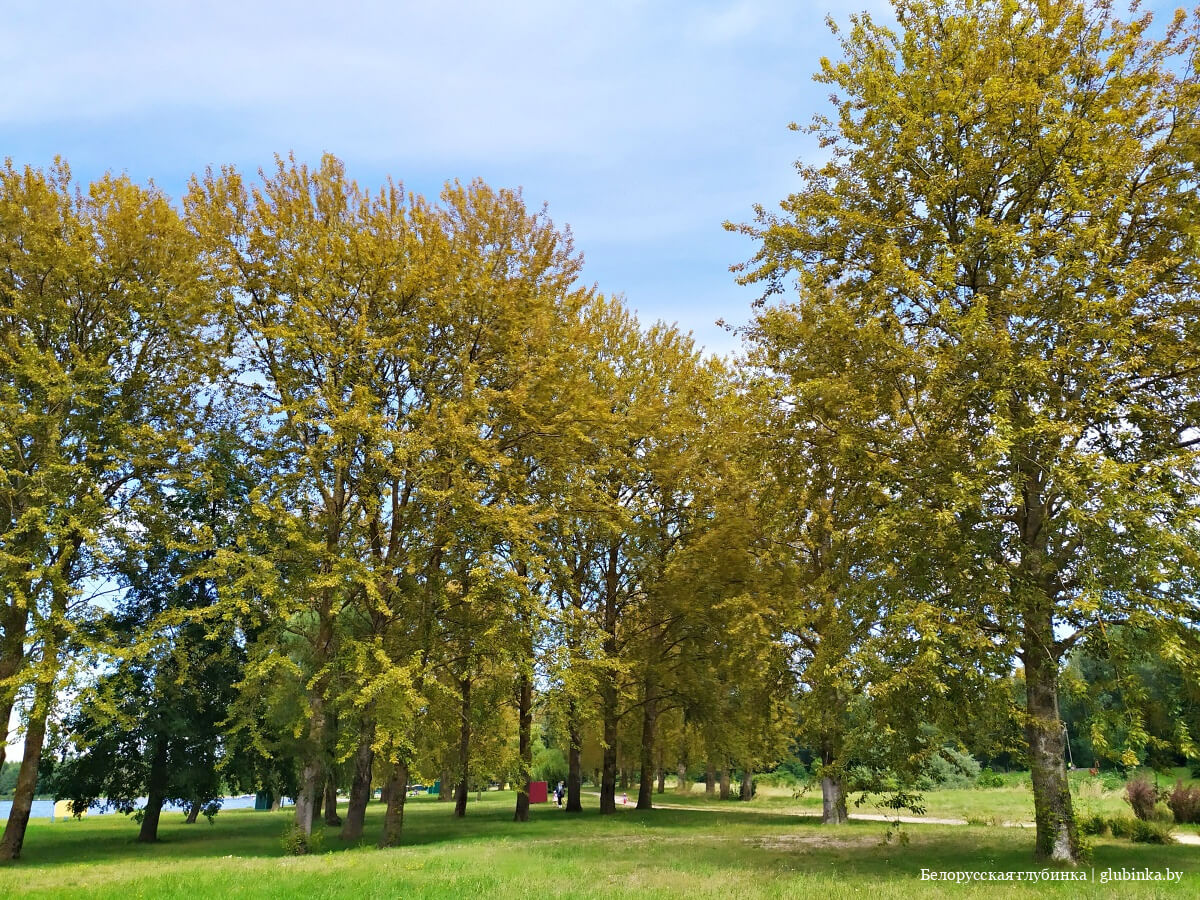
2, 792, 1198, 898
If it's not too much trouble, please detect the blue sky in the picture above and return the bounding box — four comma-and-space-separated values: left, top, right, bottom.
4, 0, 895, 357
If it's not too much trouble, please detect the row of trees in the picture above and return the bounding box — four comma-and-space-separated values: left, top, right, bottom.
3, 0, 1199, 868
1, 155, 797, 858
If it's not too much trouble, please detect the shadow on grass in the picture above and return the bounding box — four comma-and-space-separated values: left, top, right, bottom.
7, 794, 836, 868
8, 791, 1200, 891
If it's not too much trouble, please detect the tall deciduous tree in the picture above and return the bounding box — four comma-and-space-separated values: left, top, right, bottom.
0, 162, 216, 859
736, 0, 1200, 863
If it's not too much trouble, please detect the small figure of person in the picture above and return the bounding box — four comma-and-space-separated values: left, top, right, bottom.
555, 782, 564, 808
621, 791, 628, 806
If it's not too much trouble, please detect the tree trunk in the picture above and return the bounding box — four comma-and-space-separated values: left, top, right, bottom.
378, 761, 409, 848
455, 675, 472, 818
341, 720, 375, 840
513, 669, 532, 822
636, 691, 657, 810
719, 769, 730, 800
1025, 617, 1080, 863
270, 794, 282, 812
740, 769, 753, 801
323, 775, 341, 826
294, 719, 323, 835
566, 712, 583, 813
0, 673, 52, 860
600, 705, 619, 816
656, 749, 665, 794
820, 775, 848, 824
294, 608, 333, 836
310, 779, 324, 827
599, 544, 620, 815
138, 737, 169, 842
438, 767, 452, 802
185, 802, 202, 825
677, 761, 691, 793
619, 768, 629, 791
705, 761, 716, 797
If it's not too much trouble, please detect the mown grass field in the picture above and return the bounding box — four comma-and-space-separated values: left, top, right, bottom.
2, 783, 1199, 898
681, 767, 1189, 825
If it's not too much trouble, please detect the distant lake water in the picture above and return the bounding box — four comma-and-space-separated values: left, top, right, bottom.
0, 794, 284, 821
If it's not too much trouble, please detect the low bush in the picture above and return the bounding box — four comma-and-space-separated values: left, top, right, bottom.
1107, 815, 1137, 839
1129, 820, 1175, 844
1166, 780, 1200, 825
1101, 771, 1126, 792
976, 768, 1005, 789
281, 823, 323, 855
1124, 777, 1158, 821
1078, 812, 1108, 836
925, 748, 981, 789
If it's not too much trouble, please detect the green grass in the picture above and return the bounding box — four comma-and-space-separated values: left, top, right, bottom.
675, 766, 1198, 825
2, 789, 1198, 898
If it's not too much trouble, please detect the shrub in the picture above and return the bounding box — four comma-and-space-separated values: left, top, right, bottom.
976, 768, 1005, 789
1167, 780, 1200, 825
1129, 820, 1175, 844
1124, 777, 1158, 821
281, 823, 323, 855
926, 748, 981, 789
1101, 771, 1126, 792
1078, 812, 1108, 836
1107, 815, 1137, 839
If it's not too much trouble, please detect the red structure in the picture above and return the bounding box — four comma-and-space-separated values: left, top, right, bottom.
528, 781, 548, 803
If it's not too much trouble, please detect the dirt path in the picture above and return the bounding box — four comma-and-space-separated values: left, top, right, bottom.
587, 793, 1200, 845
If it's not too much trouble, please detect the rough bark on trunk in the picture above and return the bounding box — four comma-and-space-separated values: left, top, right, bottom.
341, 720, 375, 840
294, 605, 334, 836
820, 775, 848, 824
740, 769, 753, 801
455, 675, 472, 818
566, 712, 583, 812
1014, 458, 1081, 864
1026, 620, 1080, 863
705, 761, 715, 797
0, 674, 52, 860
719, 769, 730, 800
323, 775, 341, 826
139, 737, 169, 841
636, 691, 657, 810
513, 669, 532, 822
378, 761, 409, 848
270, 794, 282, 812
294, 715, 324, 834
600, 705, 619, 816
185, 802, 202, 825
310, 781, 323, 827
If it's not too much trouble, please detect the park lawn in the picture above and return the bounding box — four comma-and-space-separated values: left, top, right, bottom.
664, 767, 1199, 825
1, 791, 1198, 898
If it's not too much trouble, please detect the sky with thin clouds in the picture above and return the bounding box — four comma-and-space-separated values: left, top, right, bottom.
4, 0, 894, 358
